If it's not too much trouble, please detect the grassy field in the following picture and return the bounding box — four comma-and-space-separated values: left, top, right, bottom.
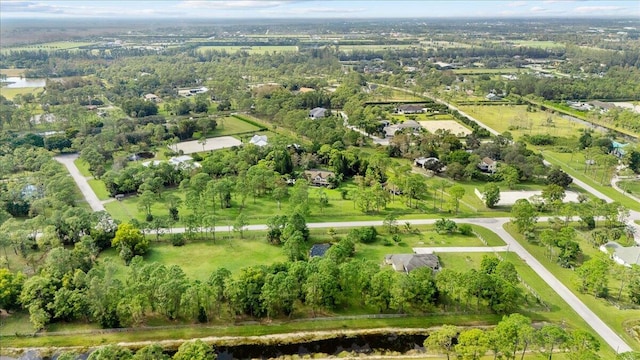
619, 179, 640, 198
211, 116, 263, 136
494, 40, 565, 49
73, 158, 92, 177
1, 41, 96, 54
197, 45, 298, 54
87, 179, 110, 201
371, 89, 424, 102
505, 223, 640, 351
337, 44, 421, 52
0, 68, 26, 76
457, 104, 589, 138
0, 86, 44, 100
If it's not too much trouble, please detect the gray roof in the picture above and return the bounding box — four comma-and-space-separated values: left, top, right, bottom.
309, 107, 327, 118
397, 104, 424, 112
385, 254, 440, 273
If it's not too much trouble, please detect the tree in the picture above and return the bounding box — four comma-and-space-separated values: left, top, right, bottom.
456, 328, 488, 360
0, 269, 25, 310
448, 185, 466, 215
435, 218, 457, 234
133, 344, 170, 360
536, 324, 569, 360
173, 340, 215, 360
282, 230, 306, 262
511, 199, 538, 234
547, 168, 573, 188
424, 325, 458, 360
567, 329, 600, 360
87, 345, 133, 360
482, 183, 501, 208
366, 268, 395, 312
233, 213, 248, 239
542, 184, 565, 208
628, 265, 640, 305
576, 256, 610, 298
498, 165, 520, 189
494, 313, 534, 360
112, 223, 149, 264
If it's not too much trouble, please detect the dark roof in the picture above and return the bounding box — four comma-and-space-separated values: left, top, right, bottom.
398, 104, 424, 112
385, 254, 440, 273
310, 243, 331, 257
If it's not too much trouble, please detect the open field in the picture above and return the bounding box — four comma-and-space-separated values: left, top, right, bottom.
505, 223, 640, 350
619, 179, 640, 198
212, 116, 263, 136
197, 45, 298, 54
493, 40, 565, 49
0, 86, 44, 100
337, 44, 421, 52
457, 104, 589, 138
419, 120, 472, 137
0, 68, 26, 76
1, 41, 97, 54
169, 136, 242, 154
477, 189, 582, 206
421, 40, 473, 49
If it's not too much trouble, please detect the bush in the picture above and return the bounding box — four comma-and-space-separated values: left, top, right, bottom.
459, 224, 473, 236
348, 226, 377, 244
145, 213, 154, 222
172, 234, 185, 246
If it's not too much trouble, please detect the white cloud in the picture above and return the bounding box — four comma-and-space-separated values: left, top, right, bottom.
574, 5, 625, 13
260, 6, 365, 15
530, 6, 550, 12
507, 1, 527, 7
178, 1, 290, 10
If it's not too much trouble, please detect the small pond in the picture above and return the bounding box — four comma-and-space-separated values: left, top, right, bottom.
1, 77, 47, 88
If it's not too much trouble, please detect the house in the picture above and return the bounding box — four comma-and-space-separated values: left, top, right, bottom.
144, 93, 161, 103
589, 100, 615, 112
383, 120, 421, 138
249, 134, 268, 147
177, 86, 209, 97
601, 242, 640, 267
304, 170, 335, 187
309, 107, 327, 119
396, 104, 424, 114
414, 157, 440, 169
310, 243, 332, 257
168, 155, 201, 169
478, 157, 497, 173
611, 141, 629, 158
485, 93, 502, 101
385, 254, 440, 273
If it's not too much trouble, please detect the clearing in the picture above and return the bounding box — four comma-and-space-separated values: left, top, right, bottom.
419, 120, 472, 137
169, 136, 242, 154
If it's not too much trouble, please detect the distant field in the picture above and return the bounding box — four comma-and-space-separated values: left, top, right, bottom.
493, 40, 565, 49
197, 45, 298, 54
452, 68, 523, 74
338, 44, 420, 52
421, 40, 473, 49
1, 41, 96, 54
0, 86, 44, 100
420, 120, 472, 137
457, 104, 588, 138
0, 68, 26, 76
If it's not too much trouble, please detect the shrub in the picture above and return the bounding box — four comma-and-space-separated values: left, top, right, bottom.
172, 234, 185, 246
459, 224, 473, 236
348, 226, 377, 244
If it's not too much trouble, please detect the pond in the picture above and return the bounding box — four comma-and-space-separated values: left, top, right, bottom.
1, 76, 46, 88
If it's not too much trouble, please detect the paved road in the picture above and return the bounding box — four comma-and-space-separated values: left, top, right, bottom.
339, 111, 390, 146
413, 246, 508, 253
55, 154, 105, 212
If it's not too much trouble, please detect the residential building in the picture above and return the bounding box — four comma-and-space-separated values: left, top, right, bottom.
385, 254, 440, 273
304, 170, 335, 187
478, 157, 497, 173
249, 134, 268, 147
309, 107, 327, 119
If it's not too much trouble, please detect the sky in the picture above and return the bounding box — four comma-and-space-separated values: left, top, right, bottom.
1, 0, 639, 19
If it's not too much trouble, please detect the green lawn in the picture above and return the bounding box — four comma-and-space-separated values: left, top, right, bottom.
87, 179, 110, 201
1, 41, 97, 54
457, 104, 589, 138
618, 179, 640, 198
211, 116, 263, 136
505, 223, 640, 350
73, 158, 92, 177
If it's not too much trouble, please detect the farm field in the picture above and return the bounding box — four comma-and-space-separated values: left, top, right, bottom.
0, 68, 26, 76
1, 41, 97, 54
457, 104, 589, 138
452, 67, 524, 74
337, 44, 421, 52
0, 86, 44, 100
196, 45, 298, 54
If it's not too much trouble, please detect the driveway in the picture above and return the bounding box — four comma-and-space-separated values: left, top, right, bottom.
55, 154, 105, 212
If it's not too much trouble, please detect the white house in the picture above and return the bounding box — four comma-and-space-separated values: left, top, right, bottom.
249, 134, 268, 147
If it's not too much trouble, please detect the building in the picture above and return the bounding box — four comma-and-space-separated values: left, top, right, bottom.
304, 170, 335, 187
249, 134, 268, 147
385, 254, 440, 273
168, 155, 201, 169
383, 120, 421, 138
478, 157, 497, 173
177, 86, 209, 97
414, 157, 441, 169
601, 242, 640, 267
309, 107, 327, 119
589, 100, 615, 112
396, 104, 424, 114
144, 93, 161, 103
485, 93, 503, 101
